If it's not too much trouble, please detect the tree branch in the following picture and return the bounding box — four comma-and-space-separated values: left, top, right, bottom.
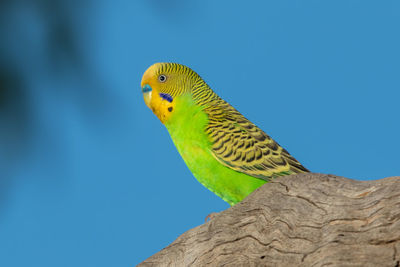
139, 173, 400, 266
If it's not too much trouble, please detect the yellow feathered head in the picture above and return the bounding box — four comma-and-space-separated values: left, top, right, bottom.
141, 62, 202, 124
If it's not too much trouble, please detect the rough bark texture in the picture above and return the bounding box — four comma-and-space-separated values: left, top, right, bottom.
139, 173, 400, 267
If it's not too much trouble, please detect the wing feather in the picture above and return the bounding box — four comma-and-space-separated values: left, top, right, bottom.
203, 98, 309, 181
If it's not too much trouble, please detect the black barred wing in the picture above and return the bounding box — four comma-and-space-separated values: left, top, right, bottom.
203, 102, 309, 181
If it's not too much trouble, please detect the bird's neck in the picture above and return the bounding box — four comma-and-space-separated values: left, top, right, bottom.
191, 82, 219, 107
165, 94, 206, 134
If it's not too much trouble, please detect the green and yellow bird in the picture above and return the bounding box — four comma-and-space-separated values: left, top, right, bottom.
141, 63, 309, 206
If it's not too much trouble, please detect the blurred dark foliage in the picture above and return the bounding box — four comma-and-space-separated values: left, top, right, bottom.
1, 0, 76, 146
0, 0, 108, 210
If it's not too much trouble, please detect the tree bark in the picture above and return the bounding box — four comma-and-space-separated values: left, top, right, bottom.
138, 173, 400, 267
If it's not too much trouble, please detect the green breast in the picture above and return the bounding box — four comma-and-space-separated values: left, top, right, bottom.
165, 94, 265, 205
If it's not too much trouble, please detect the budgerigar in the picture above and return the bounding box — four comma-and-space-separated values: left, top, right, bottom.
141, 63, 309, 206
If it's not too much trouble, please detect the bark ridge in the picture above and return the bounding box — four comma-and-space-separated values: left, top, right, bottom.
139, 173, 400, 267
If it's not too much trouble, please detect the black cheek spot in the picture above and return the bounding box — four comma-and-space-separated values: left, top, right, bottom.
168, 107, 173, 112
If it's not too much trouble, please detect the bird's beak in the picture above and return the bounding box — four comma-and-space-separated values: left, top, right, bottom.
142, 84, 152, 109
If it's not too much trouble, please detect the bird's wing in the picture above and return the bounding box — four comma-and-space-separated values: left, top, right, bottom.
203, 100, 309, 181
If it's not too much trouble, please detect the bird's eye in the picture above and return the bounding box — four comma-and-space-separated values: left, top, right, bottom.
158, 74, 167, 83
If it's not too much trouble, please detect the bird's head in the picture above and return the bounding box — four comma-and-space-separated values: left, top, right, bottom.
141, 62, 201, 124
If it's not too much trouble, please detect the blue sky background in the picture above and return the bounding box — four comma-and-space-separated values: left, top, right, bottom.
0, 1, 399, 266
